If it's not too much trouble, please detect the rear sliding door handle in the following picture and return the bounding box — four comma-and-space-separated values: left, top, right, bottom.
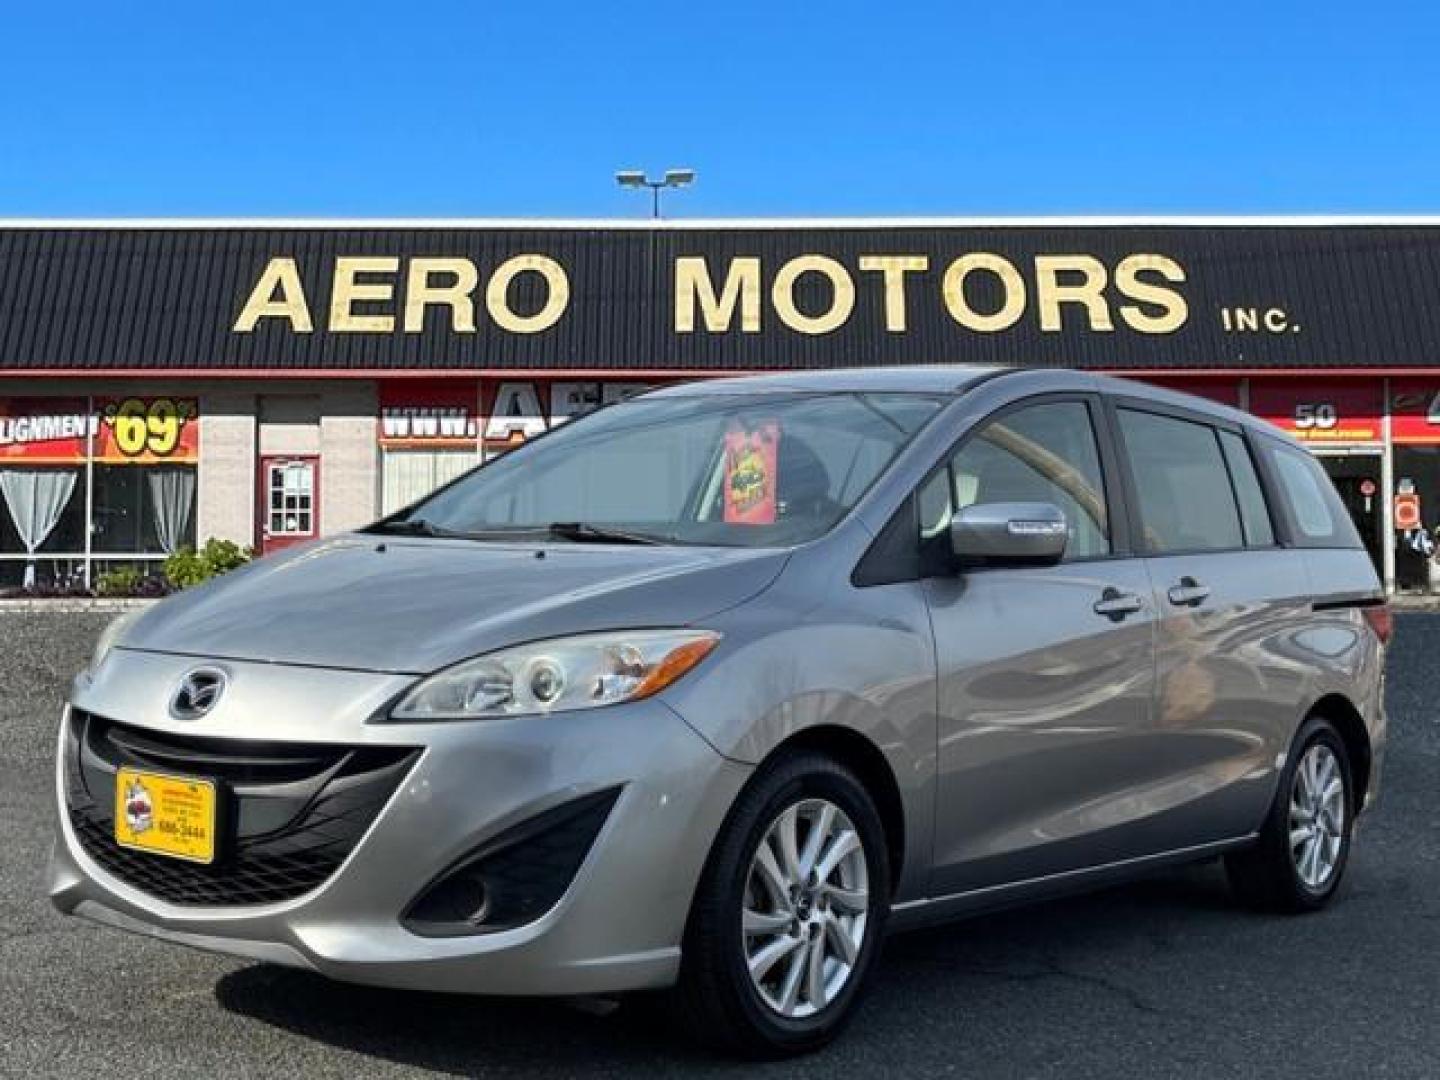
1167, 577, 1211, 606
1093, 587, 1144, 620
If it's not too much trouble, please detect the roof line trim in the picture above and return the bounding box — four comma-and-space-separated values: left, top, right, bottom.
1, 366, 1435, 380
0, 367, 756, 380
7, 214, 1440, 230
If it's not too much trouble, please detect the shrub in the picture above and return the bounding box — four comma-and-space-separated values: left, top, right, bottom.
95, 565, 144, 597
163, 538, 255, 591
92, 566, 173, 599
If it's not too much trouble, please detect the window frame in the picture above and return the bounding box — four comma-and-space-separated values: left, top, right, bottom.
911, 391, 1133, 576
1215, 427, 1280, 549
1104, 394, 1284, 558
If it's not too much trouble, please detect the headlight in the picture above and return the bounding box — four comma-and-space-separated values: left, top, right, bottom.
387, 629, 721, 722
90, 609, 142, 673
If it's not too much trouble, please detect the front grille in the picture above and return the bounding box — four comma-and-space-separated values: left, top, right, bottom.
65, 710, 418, 907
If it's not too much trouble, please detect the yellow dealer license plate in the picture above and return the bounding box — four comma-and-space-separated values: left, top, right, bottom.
114, 767, 218, 864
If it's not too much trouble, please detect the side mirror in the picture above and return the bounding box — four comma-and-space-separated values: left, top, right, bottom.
949, 501, 1068, 566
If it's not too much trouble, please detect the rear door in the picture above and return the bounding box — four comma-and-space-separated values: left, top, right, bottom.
1110, 400, 1312, 844
927, 394, 1161, 895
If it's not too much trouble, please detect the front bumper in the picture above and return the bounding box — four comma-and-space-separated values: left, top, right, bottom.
49, 648, 751, 996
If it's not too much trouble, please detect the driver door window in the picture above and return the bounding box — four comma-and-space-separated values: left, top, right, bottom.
919, 399, 1111, 561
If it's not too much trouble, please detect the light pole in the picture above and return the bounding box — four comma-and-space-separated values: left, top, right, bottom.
615, 168, 696, 218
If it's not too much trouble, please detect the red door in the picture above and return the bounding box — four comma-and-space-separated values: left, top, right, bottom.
258, 456, 320, 555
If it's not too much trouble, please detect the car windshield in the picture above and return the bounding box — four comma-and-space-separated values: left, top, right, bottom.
392, 391, 945, 547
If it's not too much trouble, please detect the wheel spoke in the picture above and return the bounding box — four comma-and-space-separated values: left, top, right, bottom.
799, 802, 836, 879
776, 944, 807, 1013
822, 883, 869, 915
1321, 778, 1344, 811
752, 840, 789, 905
804, 932, 829, 1010
1289, 825, 1313, 851
775, 804, 803, 884
1303, 751, 1321, 800
815, 829, 861, 883
744, 908, 794, 936
748, 933, 802, 982
1314, 752, 1336, 797
824, 912, 858, 966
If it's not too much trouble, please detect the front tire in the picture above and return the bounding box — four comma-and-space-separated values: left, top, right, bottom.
673, 751, 890, 1057
1226, 715, 1355, 912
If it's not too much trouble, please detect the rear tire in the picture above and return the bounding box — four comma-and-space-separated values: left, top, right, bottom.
672, 751, 890, 1057
1226, 715, 1355, 913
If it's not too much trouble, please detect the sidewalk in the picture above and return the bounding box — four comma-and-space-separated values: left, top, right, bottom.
1391, 594, 1440, 611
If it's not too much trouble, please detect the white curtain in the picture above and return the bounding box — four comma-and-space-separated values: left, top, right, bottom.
382, 450, 481, 515
147, 468, 196, 555
0, 469, 78, 588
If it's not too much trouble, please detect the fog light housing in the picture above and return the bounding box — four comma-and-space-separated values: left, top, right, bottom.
403, 787, 621, 936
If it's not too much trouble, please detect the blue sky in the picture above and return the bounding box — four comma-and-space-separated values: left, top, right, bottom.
1, 1, 1436, 217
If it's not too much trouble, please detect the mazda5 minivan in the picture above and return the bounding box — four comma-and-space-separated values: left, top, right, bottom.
50, 366, 1388, 1055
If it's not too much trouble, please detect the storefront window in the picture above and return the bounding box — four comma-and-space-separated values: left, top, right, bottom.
91, 464, 198, 554
1394, 447, 1440, 593
0, 396, 199, 590
381, 451, 480, 515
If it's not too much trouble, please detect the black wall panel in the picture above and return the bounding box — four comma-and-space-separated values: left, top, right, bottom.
1, 224, 1435, 373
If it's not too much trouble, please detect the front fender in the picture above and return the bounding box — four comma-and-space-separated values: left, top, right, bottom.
662, 575, 937, 903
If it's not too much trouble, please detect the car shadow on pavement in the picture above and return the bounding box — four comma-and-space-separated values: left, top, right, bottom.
213, 861, 1250, 1075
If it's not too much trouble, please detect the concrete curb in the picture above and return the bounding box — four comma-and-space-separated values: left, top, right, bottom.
1391, 596, 1440, 610
0, 598, 159, 614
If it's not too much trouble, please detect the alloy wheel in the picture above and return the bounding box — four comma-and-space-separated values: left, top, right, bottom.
1290, 743, 1346, 889
741, 797, 870, 1019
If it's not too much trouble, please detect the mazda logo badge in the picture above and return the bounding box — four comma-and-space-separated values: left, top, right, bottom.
170, 666, 228, 720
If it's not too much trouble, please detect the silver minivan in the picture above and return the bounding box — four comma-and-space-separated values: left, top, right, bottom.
50, 366, 1389, 1055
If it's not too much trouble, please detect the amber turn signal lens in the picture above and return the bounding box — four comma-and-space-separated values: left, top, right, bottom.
632, 636, 721, 700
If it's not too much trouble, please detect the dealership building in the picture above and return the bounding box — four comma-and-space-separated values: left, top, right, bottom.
2, 217, 1440, 593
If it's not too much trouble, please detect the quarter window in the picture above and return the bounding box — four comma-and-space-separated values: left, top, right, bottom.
1265, 441, 1363, 548
920, 400, 1110, 560
1118, 409, 1243, 554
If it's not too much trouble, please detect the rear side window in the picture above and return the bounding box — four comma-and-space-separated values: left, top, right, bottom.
1264, 440, 1364, 549
1117, 408, 1243, 553
1217, 430, 1275, 547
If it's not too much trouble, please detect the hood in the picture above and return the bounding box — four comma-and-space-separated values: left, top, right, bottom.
120, 535, 789, 674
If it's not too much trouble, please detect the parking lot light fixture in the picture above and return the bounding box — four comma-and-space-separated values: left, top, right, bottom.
614, 168, 696, 218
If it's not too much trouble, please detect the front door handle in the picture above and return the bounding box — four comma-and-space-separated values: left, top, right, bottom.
1094, 587, 1144, 621
1167, 577, 1211, 607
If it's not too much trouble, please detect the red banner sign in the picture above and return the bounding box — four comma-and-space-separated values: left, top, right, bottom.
1390, 380, 1440, 445
1132, 376, 1242, 408
1249, 379, 1383, 444
379, 381, 480, 448
0, 397, 199, 464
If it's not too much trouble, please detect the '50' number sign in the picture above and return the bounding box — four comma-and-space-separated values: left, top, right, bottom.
101, 398, 198, 459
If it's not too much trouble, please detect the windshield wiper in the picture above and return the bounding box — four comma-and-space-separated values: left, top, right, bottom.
368, 517, 475, 539
546, 521, 667, 545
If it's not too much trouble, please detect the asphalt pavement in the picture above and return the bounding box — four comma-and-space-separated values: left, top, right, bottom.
1, 610, 1436, 1078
